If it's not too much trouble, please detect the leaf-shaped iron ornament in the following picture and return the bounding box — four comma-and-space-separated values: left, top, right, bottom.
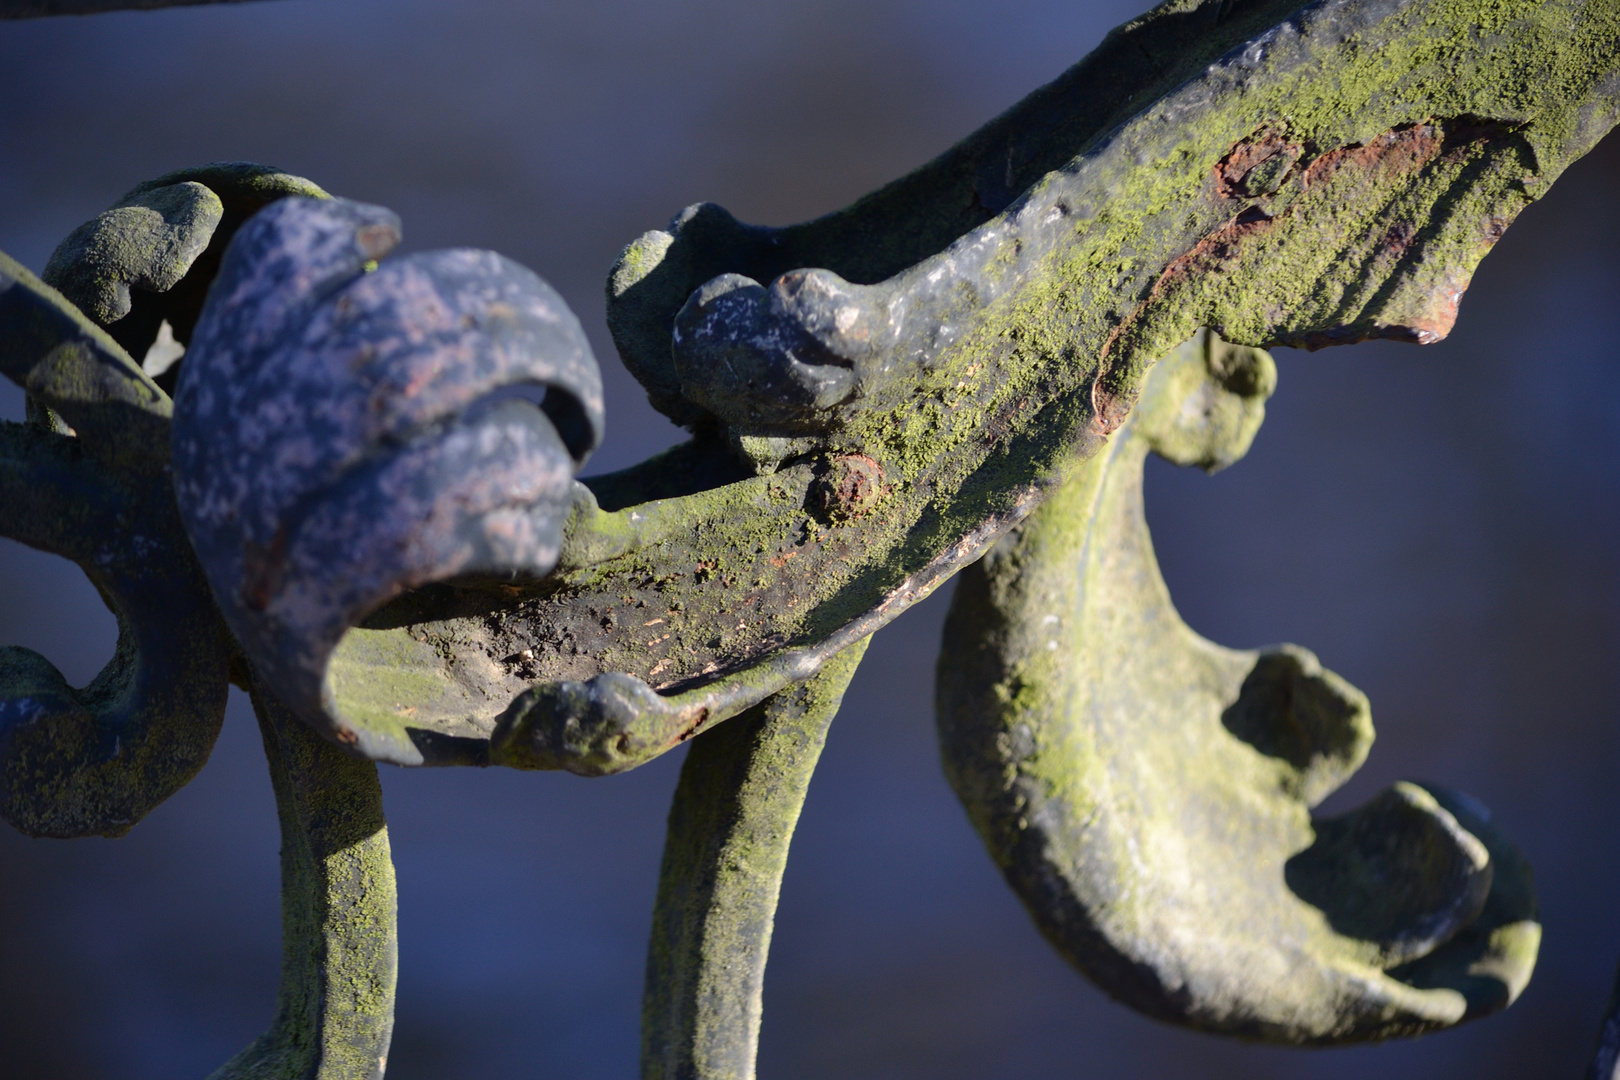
173, 196, 604, 764
937, 330, 1539, 1042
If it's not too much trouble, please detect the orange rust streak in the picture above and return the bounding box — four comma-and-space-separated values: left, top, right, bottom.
1090, 122, 1456, 433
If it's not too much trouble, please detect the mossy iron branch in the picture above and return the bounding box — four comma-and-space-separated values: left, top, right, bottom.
207, 687, 397, 1080
2, 0, 1620, 1076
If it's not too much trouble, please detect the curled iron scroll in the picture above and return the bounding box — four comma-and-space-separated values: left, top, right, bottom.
173, 197, 605, 764
0, 255, 229, 837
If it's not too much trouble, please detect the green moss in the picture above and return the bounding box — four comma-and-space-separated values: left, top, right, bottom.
642, 639, 869, 1080
937, 331, 1538, 1043
68, 4, 1610, 782
210, 690, 395, 1080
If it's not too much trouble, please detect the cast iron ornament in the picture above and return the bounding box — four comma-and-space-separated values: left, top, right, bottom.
3, 0, 1620, 1076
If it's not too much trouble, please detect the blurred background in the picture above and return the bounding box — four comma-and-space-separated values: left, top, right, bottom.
1, 1, 1616, 1076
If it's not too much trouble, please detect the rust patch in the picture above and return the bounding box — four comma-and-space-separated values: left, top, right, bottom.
239, 525, 289, 612
1089, 384, 1134, 437
1091, 122, 1483, 432
1380, 205, 1514, 345
981, 392, 1034, 447
355, 222, 400, 260
1091, 208, 1276, 433
1146, 206, 1279, 301
1481, 213, 1513, 247
810, 455, 885, 522
1300, 123, 1443, 192
1383, 277, 1465, 346
1215, 127, 1302, 200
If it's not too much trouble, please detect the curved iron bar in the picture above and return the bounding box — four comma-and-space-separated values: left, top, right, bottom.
0, 0, 1618, 1073
0, 253, 231, 837
642, 639, 869, 1080
212, 684, 397, 1080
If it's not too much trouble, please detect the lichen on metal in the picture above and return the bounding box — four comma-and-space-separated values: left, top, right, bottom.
2, 0, 1619, 1076
643, 639, 870, 1080
211, 688, 396, 1080
937, 329, 1538, 1043
0, 252, 230, 838
292, 0, 1620, 780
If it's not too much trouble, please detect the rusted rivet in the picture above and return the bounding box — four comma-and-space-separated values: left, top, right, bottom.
811, 454, 885, 522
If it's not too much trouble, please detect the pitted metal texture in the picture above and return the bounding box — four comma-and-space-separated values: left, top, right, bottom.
173, 196, 603, 763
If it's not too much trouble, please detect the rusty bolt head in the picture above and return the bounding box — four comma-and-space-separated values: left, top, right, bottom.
811, 454, 885, 522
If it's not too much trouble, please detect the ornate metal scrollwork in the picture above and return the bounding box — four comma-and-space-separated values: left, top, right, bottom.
3, 0, 1619, 1075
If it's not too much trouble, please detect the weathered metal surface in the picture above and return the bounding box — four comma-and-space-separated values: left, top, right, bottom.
211, 687, 396, 1080
44, 181, 223, 328
937, 331, 1539, 1042
642, 639, 869, 1080
302, 0, 1620, 774
0, 250, 171, 464
0, 164, 327, 835
173, 196, 604, 765
0, 252, 230, 837
42, 163, 330, 391
2, 0, 1618, 1072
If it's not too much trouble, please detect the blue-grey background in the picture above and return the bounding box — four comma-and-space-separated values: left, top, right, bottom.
1, 2, 1616, 1076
